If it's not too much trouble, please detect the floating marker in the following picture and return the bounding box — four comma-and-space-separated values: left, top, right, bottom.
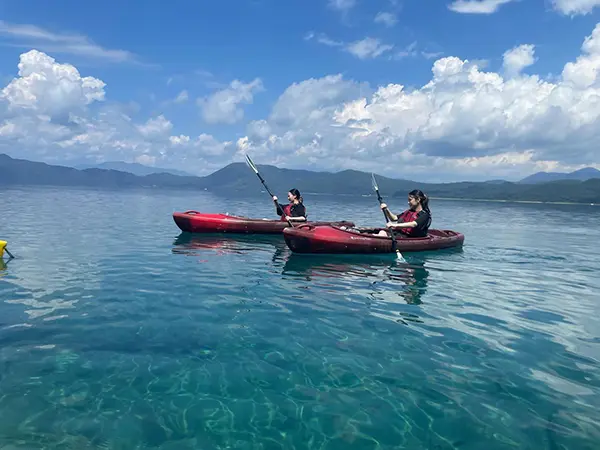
0, 240, 14, 259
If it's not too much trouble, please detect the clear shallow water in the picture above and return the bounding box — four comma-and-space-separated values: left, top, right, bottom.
0, 186, 599, 449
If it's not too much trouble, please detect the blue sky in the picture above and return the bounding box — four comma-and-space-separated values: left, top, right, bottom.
0, 0, 600, 181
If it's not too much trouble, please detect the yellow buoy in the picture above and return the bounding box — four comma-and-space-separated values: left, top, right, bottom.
0, 240, 14, 259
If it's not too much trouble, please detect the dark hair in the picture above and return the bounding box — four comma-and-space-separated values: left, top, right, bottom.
409, 189, 430, 215
289, 188, 303, 203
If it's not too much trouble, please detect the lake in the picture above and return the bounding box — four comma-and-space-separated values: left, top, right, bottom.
1, 186, 599, 449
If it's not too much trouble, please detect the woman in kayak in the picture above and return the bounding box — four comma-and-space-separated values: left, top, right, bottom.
378, 189, 431, 237
272, 188, 307, 222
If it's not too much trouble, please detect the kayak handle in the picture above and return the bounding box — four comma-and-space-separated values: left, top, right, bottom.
296, 224, 315, 230
183, 210, 201, 215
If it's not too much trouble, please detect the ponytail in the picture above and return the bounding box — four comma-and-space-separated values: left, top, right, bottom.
421, 194, 430, 215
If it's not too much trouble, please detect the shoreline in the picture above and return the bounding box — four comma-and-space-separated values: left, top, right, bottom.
428, 196, 596, 206
1, 185, 597, 206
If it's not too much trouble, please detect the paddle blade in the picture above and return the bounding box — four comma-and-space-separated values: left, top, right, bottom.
245, 154, 259, 174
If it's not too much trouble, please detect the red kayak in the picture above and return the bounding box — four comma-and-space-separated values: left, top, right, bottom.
283, 223, 464, 254
173, 211, 354, 234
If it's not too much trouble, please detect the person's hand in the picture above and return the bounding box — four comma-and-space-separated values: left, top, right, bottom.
386, 221, 395, 228
285, 215, 292, 221
272, 195, 278, 202
380, 203, 387, 209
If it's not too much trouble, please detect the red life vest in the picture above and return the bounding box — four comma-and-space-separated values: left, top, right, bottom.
280, 203, 292, 221
397, 209, 420, 235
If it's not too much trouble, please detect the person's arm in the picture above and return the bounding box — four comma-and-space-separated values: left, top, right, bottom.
273, 195, 285, 216
387, 219, 416, 228
380, 203, 398, 221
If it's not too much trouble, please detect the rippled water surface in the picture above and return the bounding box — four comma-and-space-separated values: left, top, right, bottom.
1, 187, 600, 449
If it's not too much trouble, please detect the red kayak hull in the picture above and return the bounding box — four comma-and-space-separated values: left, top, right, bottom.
283, 224, 465, 254
173, 211, 355, 234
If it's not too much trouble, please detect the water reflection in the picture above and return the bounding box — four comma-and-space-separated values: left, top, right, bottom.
171, 234, 469, 325
282, 253, 430, 305
172, 232, 288, 260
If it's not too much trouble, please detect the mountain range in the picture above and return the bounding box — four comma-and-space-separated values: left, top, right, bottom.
1, 153, 599, 204
74, 161, 194, 177
518, 167, 600, 184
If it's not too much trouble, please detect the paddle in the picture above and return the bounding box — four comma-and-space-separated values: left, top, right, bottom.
245, 154, 294, 227
371, 173, 402, 259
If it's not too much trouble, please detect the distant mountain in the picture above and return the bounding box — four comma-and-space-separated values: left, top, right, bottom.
484, 179, 510, 184
75, 161, 194, 177
519, 167, 600, 184
1, 153, 599, 204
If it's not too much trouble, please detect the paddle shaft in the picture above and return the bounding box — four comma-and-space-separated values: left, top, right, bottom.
371, 177, 399, 253
246, 155, 294, 227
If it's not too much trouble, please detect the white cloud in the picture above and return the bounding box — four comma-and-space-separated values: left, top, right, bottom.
170, 133, 232, 156
374, 12, 398, 27
328, 0, 356, 12
345, 37, 394, 59
1, 49, 105, 116
0, 49, 235, 175
197, 78, 264, 124
5, 23, 600, 181
174, 90, 189, 103
394, 41, 418, 59
0, 20, 138, 63
502, 44, 536, 77
137, 115, 172, 138
552, 0, 600, 15
237, 23, 600, 179
304, 31, 343, 47
305, 32, 395, 60
448, 0, 516, 14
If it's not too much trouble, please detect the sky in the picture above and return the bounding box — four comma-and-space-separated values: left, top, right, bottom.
0, 0, 600, 182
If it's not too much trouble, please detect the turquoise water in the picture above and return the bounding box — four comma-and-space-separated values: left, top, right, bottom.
1, 186, 600, 449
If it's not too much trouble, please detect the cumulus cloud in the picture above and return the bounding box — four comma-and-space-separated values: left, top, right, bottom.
4, 23, 600, 181
502, 44, 536, 77
0, 49, 235, 175
448, 0, 516, 14
451, 0, 600, 16
238, 23, 600, 179
137, 115, 173, 138
197, 78, 264, 124
1, 50, 105, 119
552, 0, 600, 15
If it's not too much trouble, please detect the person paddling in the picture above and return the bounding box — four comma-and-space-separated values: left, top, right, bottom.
378, 189, 431, 237
272, 188, 307, 222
